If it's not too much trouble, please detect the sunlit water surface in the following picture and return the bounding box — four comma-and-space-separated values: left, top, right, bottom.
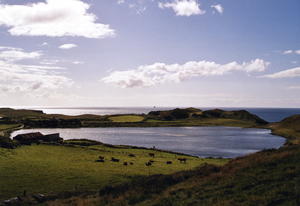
11, 127, 285, 158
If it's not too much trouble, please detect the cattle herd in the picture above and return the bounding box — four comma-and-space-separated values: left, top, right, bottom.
95, 153, 188, 167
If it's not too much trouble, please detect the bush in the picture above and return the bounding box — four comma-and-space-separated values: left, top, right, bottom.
0, 136, 18, 149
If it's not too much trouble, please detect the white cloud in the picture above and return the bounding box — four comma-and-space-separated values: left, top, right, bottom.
211, 4, 223, 14
0, 47, 72, 93
282, 49, 300, 55
0, 47, 42, 62
41, 42, 49, 46
288, 85, 300, 90
117, 0, 125, 4
72, 61, 84, 65
158, 0, 205, 16
102, 59, 269, 88
59, 44, 78, 50
283, 50, 293, 54
263, 67, 300, 79
0, 0, 115, 38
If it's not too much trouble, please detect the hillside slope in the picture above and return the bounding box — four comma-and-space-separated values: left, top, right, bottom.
46, 144, 300, 206
270, 114, 300, 145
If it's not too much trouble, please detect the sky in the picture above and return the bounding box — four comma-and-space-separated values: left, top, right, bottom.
0, 0, 299, 108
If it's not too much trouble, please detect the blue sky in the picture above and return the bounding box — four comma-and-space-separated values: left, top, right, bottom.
0, 0, 299, 107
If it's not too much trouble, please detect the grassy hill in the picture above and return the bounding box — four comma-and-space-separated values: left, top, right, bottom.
46, 144, 300, 206
270, 114, 300, 145
0, 141, 227, 202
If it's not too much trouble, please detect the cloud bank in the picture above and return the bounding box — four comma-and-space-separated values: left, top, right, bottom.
102, 59, 269, 88
158, 0, 205, 16
263, 67, 300, 79
0, 0, 115, 38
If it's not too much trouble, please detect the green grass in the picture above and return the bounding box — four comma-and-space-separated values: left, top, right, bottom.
269, 114, 300, 145
0, 124, 22, 137
109, 115, 145, 123
48, 145, 300, 206
0, 144, 227, 200
0, 124, 20, 131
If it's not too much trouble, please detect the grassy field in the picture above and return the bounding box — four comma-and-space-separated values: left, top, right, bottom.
0, 124, 22, 137
47, 145, 300, 206
0, 124, 21, 131
0, 144, 227, 201
108, 115, 145, 123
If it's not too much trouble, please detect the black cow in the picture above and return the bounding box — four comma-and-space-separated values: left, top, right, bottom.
166, 161, 172, 165
149, 153, 155, 158
111, 157, 120, 162
178, 158, 187, 163
96, 159, 105, 163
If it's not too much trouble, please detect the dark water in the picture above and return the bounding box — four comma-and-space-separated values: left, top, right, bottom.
11, 127, 285, 158
12, 107, 300, 122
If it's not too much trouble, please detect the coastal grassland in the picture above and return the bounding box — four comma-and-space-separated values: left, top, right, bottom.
0, 144, 227, 201
108, 115, 145, 123
81, 118, 262, 128
0, 124, 21, 136
269, 114, 300, 145
0, 124, 22, 140
145, 118, 260, 128
47, 145, 300, 206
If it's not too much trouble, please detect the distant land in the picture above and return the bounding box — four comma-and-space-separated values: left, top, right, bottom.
6, 106, 300, 122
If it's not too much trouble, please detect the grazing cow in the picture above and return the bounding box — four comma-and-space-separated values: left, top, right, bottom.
111, 157, 120, 162
145, 162, 152, 166
128, 154, 136, 157
129, 162, 134, 165
98, 156, 105, 160
166, 161, 172, 165
148, 153, 155, 158
123, 162, 128, 166
96, 159, 105, 163
149, 160, 155, 163
178, 158, 187, 163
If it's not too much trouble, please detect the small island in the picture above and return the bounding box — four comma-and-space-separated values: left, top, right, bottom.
0, 108, 299, 205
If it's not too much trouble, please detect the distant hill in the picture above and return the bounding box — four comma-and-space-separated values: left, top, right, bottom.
276, 114, 300, 131
148, 108, 202, 120
148, 108, 268, 125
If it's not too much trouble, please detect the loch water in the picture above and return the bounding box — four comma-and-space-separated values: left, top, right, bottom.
11, 127, 285, 158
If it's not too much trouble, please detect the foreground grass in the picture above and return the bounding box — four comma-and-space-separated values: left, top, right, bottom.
47, 145, 300, 206
0, 144, 227, 201
108, 115, 145, 123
